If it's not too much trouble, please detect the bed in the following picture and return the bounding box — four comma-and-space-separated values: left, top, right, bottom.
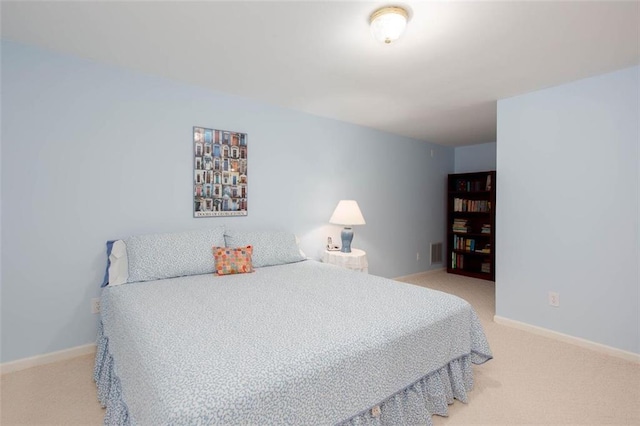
94, 228, 492, 425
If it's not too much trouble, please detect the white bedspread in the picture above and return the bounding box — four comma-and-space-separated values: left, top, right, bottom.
95, 260, 491, 425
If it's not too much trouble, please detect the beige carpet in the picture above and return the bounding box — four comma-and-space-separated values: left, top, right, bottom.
1, 270, 639, 425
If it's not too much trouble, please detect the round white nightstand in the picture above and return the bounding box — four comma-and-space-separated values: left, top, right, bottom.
322, 248, 368, 273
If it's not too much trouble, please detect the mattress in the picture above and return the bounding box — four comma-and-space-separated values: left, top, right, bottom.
94, 260, 491, 425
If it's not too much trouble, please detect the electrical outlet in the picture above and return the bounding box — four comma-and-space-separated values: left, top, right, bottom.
91, 298, 101, 314
416, 252, 420, 261
548, 292, 560, 307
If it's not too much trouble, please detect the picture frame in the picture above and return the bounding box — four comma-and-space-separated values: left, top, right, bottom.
193, 126, 248, 217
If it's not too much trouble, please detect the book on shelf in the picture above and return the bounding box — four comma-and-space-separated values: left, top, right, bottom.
475, 243, 491, 254
453, 235, 477, 251
451, 252, 464, 269
465, 239, 475, 252
481, 262, 491, 273
455, 179, 485, 192
481, 224, 491, 234
453, 198, 491, 212
452, 218, 470, 233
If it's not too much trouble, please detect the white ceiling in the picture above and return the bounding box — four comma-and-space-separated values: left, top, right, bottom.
2, 1, 638, 146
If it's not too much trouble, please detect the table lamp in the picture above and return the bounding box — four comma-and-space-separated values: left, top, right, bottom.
329, 200, 366, 253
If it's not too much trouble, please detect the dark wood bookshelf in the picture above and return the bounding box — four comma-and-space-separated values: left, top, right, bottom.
446, 171, 496, 281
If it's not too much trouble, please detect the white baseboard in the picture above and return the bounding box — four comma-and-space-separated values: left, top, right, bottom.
0, 343, 97, 375
394, 267, 445, 281
494, 315, 640, 363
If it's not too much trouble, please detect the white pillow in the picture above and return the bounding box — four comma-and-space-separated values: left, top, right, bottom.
107, 240, 129, 286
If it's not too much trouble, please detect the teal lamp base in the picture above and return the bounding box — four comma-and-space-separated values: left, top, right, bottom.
340, 227, 354, 253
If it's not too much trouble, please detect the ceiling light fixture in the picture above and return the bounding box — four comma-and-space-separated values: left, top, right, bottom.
369, 6, 408, 44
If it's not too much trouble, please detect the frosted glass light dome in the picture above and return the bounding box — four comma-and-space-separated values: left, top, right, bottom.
370, 6, 408, 44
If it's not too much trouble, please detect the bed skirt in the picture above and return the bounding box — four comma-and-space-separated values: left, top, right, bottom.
94, 323, 130, 425
94, 322, 490, 426
339, 352, 490, 426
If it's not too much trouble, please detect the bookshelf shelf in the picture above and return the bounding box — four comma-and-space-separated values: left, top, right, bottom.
449, 232, 491, 238
452, 249, 491, 256
451, 211, 491, 216
448, 191, 491, 195
447, 171, 496, 281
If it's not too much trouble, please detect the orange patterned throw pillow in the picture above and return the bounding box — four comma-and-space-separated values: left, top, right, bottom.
213, 246, 254, 275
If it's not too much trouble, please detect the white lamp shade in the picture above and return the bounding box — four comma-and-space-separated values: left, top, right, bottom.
370, 7, 408, 44
329, 200, 366, 226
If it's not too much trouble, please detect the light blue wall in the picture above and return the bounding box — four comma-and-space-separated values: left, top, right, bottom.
454, 142, 496, 173
0, 41, 453, 363
496, 66, 639, 354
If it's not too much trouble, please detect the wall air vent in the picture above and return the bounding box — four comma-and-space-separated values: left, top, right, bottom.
431, 242, 443, 264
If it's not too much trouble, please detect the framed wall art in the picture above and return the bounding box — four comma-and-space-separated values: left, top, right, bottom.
193, 126, 248, 217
